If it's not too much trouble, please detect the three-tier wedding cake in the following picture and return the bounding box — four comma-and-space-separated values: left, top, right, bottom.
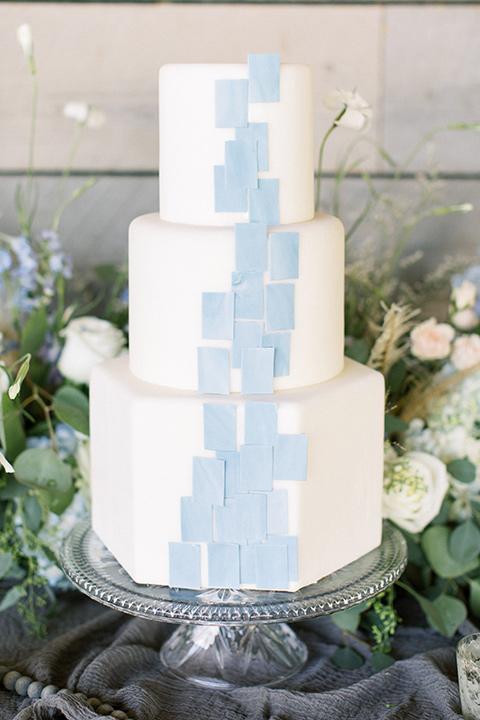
90, 55, 385, 592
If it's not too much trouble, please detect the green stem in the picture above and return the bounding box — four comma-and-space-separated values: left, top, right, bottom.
315, 107, 347, 213
52, 120, 86, 228
22, 74, 39, 237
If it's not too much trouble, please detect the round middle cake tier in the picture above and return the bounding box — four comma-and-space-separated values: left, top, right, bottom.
128, 212, 345, 392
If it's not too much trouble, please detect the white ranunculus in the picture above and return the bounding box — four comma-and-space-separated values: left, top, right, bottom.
410, 317, 455, 361
58, 316, 126, 385
17, 24, 33, 60
383, 450, 448, 533
323, 88, 372, 132
451, 334, 480, 371
451, 308, 479, 331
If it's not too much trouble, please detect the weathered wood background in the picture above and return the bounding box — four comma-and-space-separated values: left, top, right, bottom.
1, 2, 480, 276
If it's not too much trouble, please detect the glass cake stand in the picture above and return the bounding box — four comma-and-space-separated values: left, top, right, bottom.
60, 520, 407, 689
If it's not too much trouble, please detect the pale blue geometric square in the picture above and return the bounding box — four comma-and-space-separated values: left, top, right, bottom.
214, 165, 247, 213
234, 493, 267, 543
239, 444, 273, 492
248, 179, 280, 225
202, 292, 235, 340
214, 499, 237, 543
203, 403, 236, 452
216, 451, 240, 497
232, 321, 263, 369
269, 232, 299, 280
192, 456, 225, 506
274, 434, 308, 482
241, 347, 274, 395
255, 543, 289, 590
235, 223, 267, 272
208, 542, 240, 588
266, 489, 289, 535
180, 497, 213, 543
261, 332, 291, 377
267, 535, 298, 581
225, 139, 258, 189
248, 54, 280, 103
169, 542, 201, 589
240, 544, 257, 584
198, 347, 230, 395
244, 402, 278, 445
232, 271, 263, 320
215, 78, 248, 128
236, 123, 269, 172
265, 283, 295, 332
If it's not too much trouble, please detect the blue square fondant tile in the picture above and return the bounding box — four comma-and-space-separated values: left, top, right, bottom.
264, 283, 295, 332
214, 165, 247, 213
269, 232, 299, 280
244, 402, 278, 445
236, 123, 269, 172
204, 403, 236, 452
232, 321, 263, 369
248, 179, 279, 225
208, 542, 240, 588
181, 497, 213, 543
192, 456, 225, 506
266, 489, 289, 535
241, 347, 274, 395
214, 499, 237, 543
234, 493, 267, 543
215, 78, 248, 128
202, 292, 235, 340
261, 332, 291, 377
198, 347, 230, 395
240, 544, 257, 584
239, 444, 273, 492
169, 542, 202, 589
232, 271, 263, 320
274, 434, 308, 482
267, 535, 298, 581
235, 223, 267, 272
255, 543, 289, 590
216, 450, 240, 497
225, 139, 258, 189
248, 54, 280, 103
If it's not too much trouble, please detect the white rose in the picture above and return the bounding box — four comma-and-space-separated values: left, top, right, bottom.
58, 316, 126, 385
410, 317, 455, 361
383, 450, 448, 533
451, 308, 479, 331
451, 280, 477, 310
451, 334, 480, 371
323, 88, 372, 132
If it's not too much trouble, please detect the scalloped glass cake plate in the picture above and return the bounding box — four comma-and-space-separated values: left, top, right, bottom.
61, 520, 407, 688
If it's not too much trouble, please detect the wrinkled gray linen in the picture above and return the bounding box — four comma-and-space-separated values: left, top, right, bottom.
0, 590, 469, 720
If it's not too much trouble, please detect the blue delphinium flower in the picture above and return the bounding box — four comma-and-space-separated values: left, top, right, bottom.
0, 248, 13, 274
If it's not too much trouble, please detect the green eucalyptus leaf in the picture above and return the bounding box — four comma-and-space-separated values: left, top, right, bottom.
1, 394, 26, 461
447, 458, 476, 484
14, 448, 73, 494
22, 494, 43, 533
0, 585, 24, 612
39, 483, 76, 516
331, 606, 362, 633
331, 646, 364, 669
345, 338, 370, 364
427, 595, 468, 637
370, 651, 395, 671
0, 475, 29, 500
421, 525, 480, 578
449, 521, 480, 563
386, 360, 407, 394
0, 552, 13, 580
52, 386, 89, 435
385, 414, 409, 436
20, 306, 48, 356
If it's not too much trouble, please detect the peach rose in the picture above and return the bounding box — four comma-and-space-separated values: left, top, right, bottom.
410, 318, 455, 361
451, 334, 480, 370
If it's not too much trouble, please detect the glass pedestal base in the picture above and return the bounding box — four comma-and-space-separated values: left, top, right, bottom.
61, 521, 407, 688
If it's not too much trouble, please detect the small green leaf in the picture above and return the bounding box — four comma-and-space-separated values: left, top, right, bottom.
52, 385, 89, 435
20, 305, 48, 356
386, 359, 407, 394
22, 494, 43, 533
14, 448, 73, 494
0, 475, 29, 500
385, 414, 409, 436
447, 458, 476, 484
39, 483, 76, 516
0, 552, 13, 580
370, 651, 395, 671
331, 606, 362, 633
0, 585, 24, 612
345, 338, 370, 364
331, 646, 364, 669
404, 584, 467, 637
449, 521, 480, 563
1, 394, 26, 461
7, 355, 31, 400
421, 525, 480, 578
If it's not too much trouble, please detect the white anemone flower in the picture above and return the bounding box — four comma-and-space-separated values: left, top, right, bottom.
323, 88, 372, 132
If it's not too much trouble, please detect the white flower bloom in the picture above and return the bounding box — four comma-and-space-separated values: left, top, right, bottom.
63, 102, 90, 124
410, 317, 455, 361
451, 334, 480, 371
58, 316, 126, 385
383, 450, 448, 533
17, 24, 33, 60
451, 308, 479, 331
86, 107, 106, 129
323, 88, 372, 132
451, 279, 477, 310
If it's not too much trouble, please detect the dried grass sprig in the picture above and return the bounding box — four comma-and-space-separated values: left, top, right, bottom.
367, 303, 421, 376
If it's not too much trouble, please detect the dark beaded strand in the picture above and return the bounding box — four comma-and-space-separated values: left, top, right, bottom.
0, 665, 132, 720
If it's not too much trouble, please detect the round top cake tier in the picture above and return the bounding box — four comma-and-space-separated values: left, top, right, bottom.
159, 63, 314, 227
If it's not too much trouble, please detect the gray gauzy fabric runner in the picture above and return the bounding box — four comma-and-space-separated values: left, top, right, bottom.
0, 590, 468, 720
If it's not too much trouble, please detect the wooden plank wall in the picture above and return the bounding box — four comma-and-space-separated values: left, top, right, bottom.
1, 2, 480, 276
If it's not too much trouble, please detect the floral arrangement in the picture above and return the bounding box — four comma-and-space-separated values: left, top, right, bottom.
2, 26, 480, 659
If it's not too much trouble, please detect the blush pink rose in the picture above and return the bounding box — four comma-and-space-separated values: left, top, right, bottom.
410, 318, 455, 361
451, 334, 480, 370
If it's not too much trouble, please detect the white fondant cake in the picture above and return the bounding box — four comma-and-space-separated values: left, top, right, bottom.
90, 57, 385, 592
